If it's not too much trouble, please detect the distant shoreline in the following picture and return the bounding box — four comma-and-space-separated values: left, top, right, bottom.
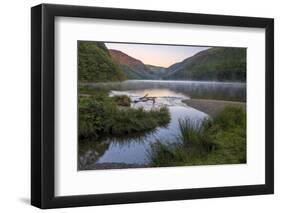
182, 99, 246, 117
81, 79, 246, 85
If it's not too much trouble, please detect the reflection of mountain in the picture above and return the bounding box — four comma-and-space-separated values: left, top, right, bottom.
109, 49, 160, 79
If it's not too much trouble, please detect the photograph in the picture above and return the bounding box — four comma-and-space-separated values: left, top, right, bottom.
78, 41, 247, 170
29, 2, 274, 209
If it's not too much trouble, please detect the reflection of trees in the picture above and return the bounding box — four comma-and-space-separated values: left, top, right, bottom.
78, 128, 163, 170
105, 128, 161, 146
82, 81, 246, 102
78, 140, 109, 170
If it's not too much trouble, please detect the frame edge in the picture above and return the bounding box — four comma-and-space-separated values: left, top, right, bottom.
265, 18, 274, 194
31, 4, 43, 208
31, 3, 274, 209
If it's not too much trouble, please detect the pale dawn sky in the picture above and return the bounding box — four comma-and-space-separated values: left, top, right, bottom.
105, 42, 210, 68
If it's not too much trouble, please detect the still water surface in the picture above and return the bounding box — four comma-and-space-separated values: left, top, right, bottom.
79, 80, 246, 169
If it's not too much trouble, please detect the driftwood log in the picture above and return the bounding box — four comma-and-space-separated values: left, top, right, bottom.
133, 93, 157, 104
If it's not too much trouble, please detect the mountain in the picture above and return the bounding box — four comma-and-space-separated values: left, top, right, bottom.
78, 41, 126, 82
145, 64, 167, 77
79, 43, 246, 82
163, 47, 246, 81
109, 49, 160, 79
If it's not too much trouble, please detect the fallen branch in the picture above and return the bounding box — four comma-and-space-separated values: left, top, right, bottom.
133, 94, 157, 104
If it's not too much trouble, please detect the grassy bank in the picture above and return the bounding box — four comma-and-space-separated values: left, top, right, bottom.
79, 87, 171, 141
149, 106, 246, 166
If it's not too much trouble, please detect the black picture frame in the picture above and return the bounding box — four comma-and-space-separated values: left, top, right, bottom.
31, 3, 274, 209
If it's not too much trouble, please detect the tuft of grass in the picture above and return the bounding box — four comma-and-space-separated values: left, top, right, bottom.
149, 106, 246, 167
149, 142, 188, 167
178, 119, 204, 147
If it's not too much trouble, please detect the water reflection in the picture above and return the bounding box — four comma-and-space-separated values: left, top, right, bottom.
79, 106, 208, 169
83, 80, 246, 102
79, 80, 246, 170
94, 106, 207, 165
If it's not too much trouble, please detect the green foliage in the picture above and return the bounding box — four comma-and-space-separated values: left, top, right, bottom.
149, 106, 246, 167
78, 41, 126, 82
79, 92, 116, 139
204, 107, 246, 164
149, 142, 186, 167
79, 91, 171, 141
112, 95, 131, 107
178, 119, 205, 147
105, 107, 170, 136
164, 47, 246, 82
212, 106, 246, 130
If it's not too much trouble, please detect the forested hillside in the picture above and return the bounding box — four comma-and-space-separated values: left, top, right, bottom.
78, 41, 126, 82
163, 47, 246, 81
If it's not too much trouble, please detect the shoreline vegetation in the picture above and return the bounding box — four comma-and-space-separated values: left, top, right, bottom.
148, 106, 246, 167
81, 105, 246, 170
79, 85, 246, 169
79, 87, 171, 142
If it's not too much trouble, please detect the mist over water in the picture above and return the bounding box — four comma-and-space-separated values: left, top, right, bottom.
79, 80, 246, 168
83, 80, 246, 102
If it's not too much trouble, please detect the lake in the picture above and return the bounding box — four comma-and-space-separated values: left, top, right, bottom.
79, 80, 246, 170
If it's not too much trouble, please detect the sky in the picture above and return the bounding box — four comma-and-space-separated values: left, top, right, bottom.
105, 42, 210, 68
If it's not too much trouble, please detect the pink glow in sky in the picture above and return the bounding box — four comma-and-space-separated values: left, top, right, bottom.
105, 42, 210, 68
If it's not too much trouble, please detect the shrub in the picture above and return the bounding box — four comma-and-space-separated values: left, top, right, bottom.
79, 95, 117, 140
212, 106, 246, 131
